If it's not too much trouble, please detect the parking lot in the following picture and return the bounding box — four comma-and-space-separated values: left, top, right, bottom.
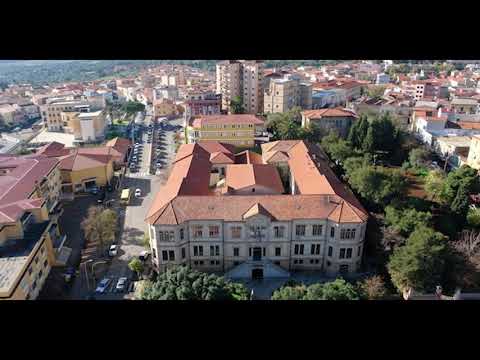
92, 114, 184, 300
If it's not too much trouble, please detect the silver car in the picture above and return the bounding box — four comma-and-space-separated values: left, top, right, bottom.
115, 277, 128, 293
95, 278, 111, 293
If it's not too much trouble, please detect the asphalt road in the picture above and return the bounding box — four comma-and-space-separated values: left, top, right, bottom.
94, 115, 184, 300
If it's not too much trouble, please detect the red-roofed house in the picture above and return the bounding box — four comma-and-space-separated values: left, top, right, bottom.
301, 108, 358, 137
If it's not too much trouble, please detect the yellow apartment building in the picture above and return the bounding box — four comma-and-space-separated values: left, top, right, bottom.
186, 114, 265, 147
0, 154, 66, 300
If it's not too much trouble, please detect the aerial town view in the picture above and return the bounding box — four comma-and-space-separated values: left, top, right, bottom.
2, 59, 480, 301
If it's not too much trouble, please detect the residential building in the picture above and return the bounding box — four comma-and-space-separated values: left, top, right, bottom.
145, 140, 368, 279
186, 114, 265, 147
451, 97, 479, 115
301, 108, 358, 138
44, 100, 89, 132
216, 60, 264, 114
183, 91, 222, 127
411, 108, 448, 145
0, 154, 66, 300
312, 89, 346, 109
216, 61, 241, 112
263, 76, 312, 114
153, 86, 179, 102
467, 135, 480, 170
434, 136, 471, 169
60, 110, 106, 143
35, 142, 115, 196
313, 80, 363, 102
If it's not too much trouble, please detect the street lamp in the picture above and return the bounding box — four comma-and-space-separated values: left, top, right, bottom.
90, 261, 108, 283
83, 259, 93, 291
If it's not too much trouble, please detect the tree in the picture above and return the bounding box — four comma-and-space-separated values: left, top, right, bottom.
266, 107, 304, 140
309, 279, 359, 300
348, 114, 369, 149
321, 131, 355, 164
424, 169, 446, 201
384, 206, 432, 237
347, 166, 406, 207
272, 279, 359, 300
121, 101, 145, 115
362, 114, 399, 156
229, 96, 244, 114
128, 258, 144, 277
387, 226, 447, 293
366, 85, 386, 99
467, 207, 480, 229
271, 285, 307, 300
140, 266, 248, 300
442, 165, 479, 203
451, 184, 470, 219
358, 276, 387, 300
408, 147, 429, 169
81, 206, 117, 255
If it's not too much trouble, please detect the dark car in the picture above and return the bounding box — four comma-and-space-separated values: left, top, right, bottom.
97, 191, 106, 204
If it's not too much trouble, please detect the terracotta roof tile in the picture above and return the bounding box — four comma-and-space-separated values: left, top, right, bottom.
302, 108, 358, 119
226, 164, 284, 194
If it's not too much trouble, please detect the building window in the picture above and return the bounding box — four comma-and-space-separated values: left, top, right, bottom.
231, 226, 242, 239
162, 251, 168, 261
43, 259, 48, 268
312, 224, 323, 236
209, 225, 219, 238
210, 260, 215, 266
275, 247, 281, 256
234, 261, 240, 266
35, 257, 39, 264
193, 246, 203, 257
296, 225, 306, 237
233, 247, 239, 257
38, 270, 43, 279
346, 248, 353, 259
168, 250, 175, 261
40, 247, 45, 255
263, 248, 266, 257
194, 261, 199, 265
339, 264, 349, 273
328, 246, 333, 257
199, 261, 204, 265
181, 248, 186, 259
358, 246, 362, 256
339, 248, 346, 259
311, 244, 320, 255
298, 259, 304, 264
274, 226, 285, 238
341, 228, 356, 240
32, 281, 37, 290
193, 225, 203, 238
180, 228, 184, 240
294, 244, 304, 255
249, 248, 252, 257
153, 248, 157, 259
330, 227, 335, 238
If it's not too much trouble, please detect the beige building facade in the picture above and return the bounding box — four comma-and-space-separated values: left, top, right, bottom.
264, 77, 312, 114
216, 60, 264, 114
146, 140, 368, 279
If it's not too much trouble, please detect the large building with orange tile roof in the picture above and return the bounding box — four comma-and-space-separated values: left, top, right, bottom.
146, 139, 368, 279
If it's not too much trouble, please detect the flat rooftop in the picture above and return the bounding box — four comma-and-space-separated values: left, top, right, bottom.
0, 221, 50, 294
436, 136, 472, 147
29, 129, 76, 148
77, 110, 103, 118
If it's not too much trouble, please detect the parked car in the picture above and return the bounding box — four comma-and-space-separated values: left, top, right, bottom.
95, 278, 111, 293
135, 188, 142, 197
88, 186, 99, 195
115, 277, 128, 293
109, 244, 118, 257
